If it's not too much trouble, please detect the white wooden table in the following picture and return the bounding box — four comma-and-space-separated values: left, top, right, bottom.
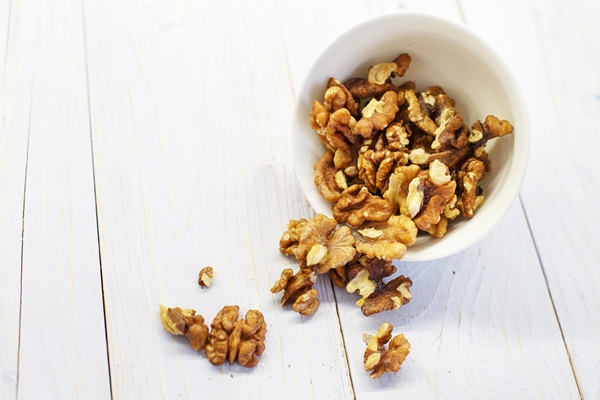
1, 0, 598, 398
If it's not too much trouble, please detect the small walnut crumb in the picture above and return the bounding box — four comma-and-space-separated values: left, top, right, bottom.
364, 322, 410, 379
198, 266, 214, 288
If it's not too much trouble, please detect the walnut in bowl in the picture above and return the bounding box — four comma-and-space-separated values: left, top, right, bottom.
291, 12, 529, 261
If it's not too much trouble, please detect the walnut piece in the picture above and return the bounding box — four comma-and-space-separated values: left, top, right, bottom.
332, 185, 393, 227
457, 157, 487, 218
355, 91, 399, 139
271, 265, 317, 306
356, 215, 418, 261
367, 53, 411, 85
292, 289, 320, 316
314, 152, 343, 203
228, 309, 267, 367
361, 275, 413, 316
205, 305, 240, 365
198, 266, 214, 288
364, 322, 410, 379
160, 305, 209, 351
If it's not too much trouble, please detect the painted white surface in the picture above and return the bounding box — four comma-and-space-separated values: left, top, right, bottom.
0, 0, 597, 398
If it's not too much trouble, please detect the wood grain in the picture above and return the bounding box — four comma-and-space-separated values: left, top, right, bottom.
15, 0, 111, 398
0, 0, 34, 398
82, 0, 352, 397
1, 0, 596, 398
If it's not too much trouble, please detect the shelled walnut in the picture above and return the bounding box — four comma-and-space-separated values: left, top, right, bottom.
160, 304, 266, 368
363, 322, 410, 379
198, 266, 214, 288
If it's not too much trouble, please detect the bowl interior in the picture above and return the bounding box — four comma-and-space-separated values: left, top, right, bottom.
292, 12, 529, 261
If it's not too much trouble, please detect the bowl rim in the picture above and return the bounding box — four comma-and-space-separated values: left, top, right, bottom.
291, 11, 531, 261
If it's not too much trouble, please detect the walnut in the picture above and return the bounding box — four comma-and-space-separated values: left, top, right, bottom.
159, 305, 209, 351
327, 77, 360, 118
431, 108, 464, 150
345, 256, 412, 316
383, 164, 421, 216
470, 115, 514, 156
228, 309, 267, 368
361, 275, 413, 316
312, 225, 356, 274
309, 100, 330, 137
409, 162, 457, 236
314, 151, 342, 203
325, 108, 359, 148
279, 218, 308, 256
271, 266, 317, 307
292, 289, 320, 316
367, 53, 411, 85
332, 185, 393, 227
205, 305, 240, 365
363, 322, 410, 379
355, 215, 418, 261
405, 89, 437, 136
354, 91, 399, 139
344, 77, 391, 99
457, 157, 487, 218
198, 266, 214, 288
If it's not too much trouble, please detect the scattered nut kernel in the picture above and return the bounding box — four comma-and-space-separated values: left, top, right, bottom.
198, 266, 214, 288
364, 322, 410, 379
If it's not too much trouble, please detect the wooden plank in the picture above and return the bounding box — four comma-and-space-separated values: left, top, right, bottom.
458, 0, 600, 397
83, 0, 354, 397
0, 0, 33, 398
15, 0, 111, 398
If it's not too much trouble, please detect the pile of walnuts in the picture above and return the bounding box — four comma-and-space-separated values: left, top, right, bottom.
310, 52, 513, 239
160, 304, 267, 368
270, 52, 515, 378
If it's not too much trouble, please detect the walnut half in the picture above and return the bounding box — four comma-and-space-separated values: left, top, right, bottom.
363, 322, 410, 379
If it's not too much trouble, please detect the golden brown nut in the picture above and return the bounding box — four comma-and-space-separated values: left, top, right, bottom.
414, 162, 456, 234
361, 275, 413, 316
457, 157, 487, 218
271, 266, 316, 307
470, 115, 514, 156
332, 185, 393, 227
364, 322, 410, 379
405, 89, 437, 136
355, 215, 418, 261
205, 305, 240, 365
160, 306, 208, 348
159, 305, 210, 352
314, 152, 343, 203
383, 164, 421, 216
292, 289, 320, 316
279, 219, 308, 256
309, 100, 330, 136
227, 309, 267, 368
367, 53, 411, 85
354, 91, 399, 139
198, 266, 214, 288
327, 77, 360, 118
312, 225, 356, 274
344, 77, 391, 99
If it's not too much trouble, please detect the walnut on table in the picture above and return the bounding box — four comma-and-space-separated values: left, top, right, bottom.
345, 255, 413, 316
198, 266, 214, 288
363, 322, 410, 379
159, 305, 209, 351
204, 305, 267, 367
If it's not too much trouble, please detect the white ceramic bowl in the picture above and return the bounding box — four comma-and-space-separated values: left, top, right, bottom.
291, 12, 530, 261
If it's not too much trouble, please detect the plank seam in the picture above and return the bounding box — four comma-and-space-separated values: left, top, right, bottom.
15, 74, 34, 400
79, 0, 114, 398
330, 280, 357, 400
519, 195, 584, 399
